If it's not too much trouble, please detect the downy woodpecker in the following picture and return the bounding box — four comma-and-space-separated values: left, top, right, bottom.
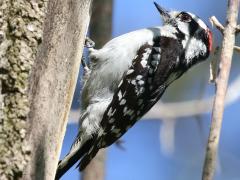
56, 2, 212, 179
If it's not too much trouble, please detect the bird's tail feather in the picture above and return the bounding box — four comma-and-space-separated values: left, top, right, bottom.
55, 139, 92, 180
77, 145, 99, 171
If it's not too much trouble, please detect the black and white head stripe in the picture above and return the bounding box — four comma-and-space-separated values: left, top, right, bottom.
187, 12, 208, 30
154, 2, 212, 53
158, 10, 212, 66
168, 11, 212, 53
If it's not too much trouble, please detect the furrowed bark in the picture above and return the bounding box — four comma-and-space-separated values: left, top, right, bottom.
23, 0, 92, 179
202, 0, 239, 180
0, 0, 47, 179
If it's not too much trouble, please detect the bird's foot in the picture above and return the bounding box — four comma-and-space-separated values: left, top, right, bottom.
81, 56, 91, 76
85, 37, 95, 48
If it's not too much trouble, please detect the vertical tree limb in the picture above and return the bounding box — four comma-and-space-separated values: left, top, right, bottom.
89, 0, 113, 48
23, 0, 92, 179
202, 1, 239, 180
81, 1, 112, 180
0, 0, 47, 179
81, 149, 106, 180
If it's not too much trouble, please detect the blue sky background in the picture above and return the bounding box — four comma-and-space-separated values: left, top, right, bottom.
60, 0, 240, 180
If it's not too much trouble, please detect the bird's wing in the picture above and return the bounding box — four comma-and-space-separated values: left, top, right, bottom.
99, 36, 184, 147
78, 36, 183, 171
99, 44, 163, 146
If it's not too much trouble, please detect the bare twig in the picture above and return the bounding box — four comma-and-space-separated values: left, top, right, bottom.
210, 16, 224, 34
212, 17, 240, 53
209, 60, 216, 83
236, 24, 240, 34
202, 1, 239, 180
234, 46, 240, 53
209, 47, 220, 83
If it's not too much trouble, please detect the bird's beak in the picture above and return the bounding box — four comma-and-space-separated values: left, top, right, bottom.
153, 2, 171, 22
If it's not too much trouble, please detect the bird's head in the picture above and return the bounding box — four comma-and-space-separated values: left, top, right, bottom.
154, 2, 212, 67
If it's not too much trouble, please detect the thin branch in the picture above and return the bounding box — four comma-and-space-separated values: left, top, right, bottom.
209, 60, 217, 83
202, 1, 239, 180
210, 16, 224, 34
210, 17, 240, 54
209, 47, 220, 83
234, 45, 240, 53
236, 24, 240, 34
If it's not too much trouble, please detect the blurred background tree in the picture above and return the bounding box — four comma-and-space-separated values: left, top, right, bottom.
81, 1, 113, 180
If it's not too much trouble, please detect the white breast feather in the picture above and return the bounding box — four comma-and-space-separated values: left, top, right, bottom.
185, 37, 207, 63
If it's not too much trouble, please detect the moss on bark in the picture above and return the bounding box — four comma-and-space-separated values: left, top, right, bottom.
0, 0, 47, 179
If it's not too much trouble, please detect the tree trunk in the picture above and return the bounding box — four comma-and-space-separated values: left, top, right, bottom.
22, 0, 92, 180
0, 0, 47, 179
82, 1, 112, 180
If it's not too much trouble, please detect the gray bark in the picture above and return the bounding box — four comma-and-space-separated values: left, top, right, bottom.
0, 0, 47, 179
22, 0, 92, 180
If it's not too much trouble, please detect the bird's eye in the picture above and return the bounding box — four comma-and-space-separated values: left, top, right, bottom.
178, 12, 192, 22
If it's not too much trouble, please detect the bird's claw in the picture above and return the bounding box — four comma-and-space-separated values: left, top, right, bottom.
85, 37, 95, 48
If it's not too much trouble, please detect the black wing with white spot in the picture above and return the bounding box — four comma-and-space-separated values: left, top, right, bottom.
99, 43, 156, 145
99, 36, 184, 147
77, 36, 184, 170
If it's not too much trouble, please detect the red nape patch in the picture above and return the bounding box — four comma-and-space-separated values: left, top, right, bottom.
207, 29, 213, 52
